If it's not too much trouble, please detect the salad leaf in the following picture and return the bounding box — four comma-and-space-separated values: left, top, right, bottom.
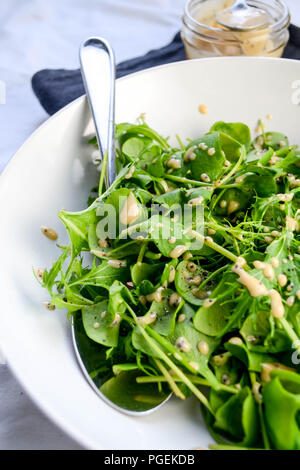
36, 119, 300, 449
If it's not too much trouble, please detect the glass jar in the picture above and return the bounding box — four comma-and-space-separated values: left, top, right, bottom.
181, 0, 290, 59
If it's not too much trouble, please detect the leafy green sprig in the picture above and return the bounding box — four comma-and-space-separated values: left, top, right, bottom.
37, 119, 300, 449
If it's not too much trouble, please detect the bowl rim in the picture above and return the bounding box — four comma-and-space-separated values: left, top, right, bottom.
1, 55, 300, 449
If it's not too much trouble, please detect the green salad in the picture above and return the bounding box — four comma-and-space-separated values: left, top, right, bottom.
36, 118, 300, 450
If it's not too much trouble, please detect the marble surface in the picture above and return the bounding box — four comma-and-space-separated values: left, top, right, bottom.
0, 0, 299, 450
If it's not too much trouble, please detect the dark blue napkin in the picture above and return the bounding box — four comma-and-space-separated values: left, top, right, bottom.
32, 32, 185, 115
32, 26, 300, 116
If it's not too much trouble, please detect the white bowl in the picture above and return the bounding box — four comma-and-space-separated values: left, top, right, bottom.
1, 57, 300, 450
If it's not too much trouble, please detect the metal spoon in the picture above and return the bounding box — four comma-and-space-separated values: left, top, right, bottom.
216, 0, 270, 30
73, 37, 171, 415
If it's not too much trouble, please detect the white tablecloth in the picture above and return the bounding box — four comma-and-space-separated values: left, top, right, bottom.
0, 0, 299, 450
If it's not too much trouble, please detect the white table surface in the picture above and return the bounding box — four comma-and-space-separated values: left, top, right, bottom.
0, 0, 299, 450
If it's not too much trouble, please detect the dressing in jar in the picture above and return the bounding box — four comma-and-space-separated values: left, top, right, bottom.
181, 0, 290, 59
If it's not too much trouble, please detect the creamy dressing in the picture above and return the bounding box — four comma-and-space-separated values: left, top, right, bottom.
203, 298, 216, 308
235, 175, 244, 184
186, 275, 202, 286
167, 158, 181, 169
108, 259, 127, 268
170, 245, 187, 258
286, 216, 299, 232
169, 293, 182, 307
271, 257, 280, 268
187, 262, 197, 272
261, 362, 295, 382
98, 238, 109, 248
236, 256, 246, 267
252, 382, 263, 404
184, 146, 196, 162
287, 296, 295, 307
169, 266, 176, 283
198, 104, 208, 114
197, 341, 209, 355
232, 264, 268, 297
189, 362, 199, 372
183, 252, 193, 260
146, 286, 165, 303
201, 173, 210, 183
160, 180, 170, 192
119, 193, 141, 225
177, 313, 186, 323
40, 225, 58, 241
35, 268, 44, 280
124, 165, 135, 179
269, 289, 285, 318
271, 230, 280, 238
110, 313, 121, 327
212, 353, 230, 367
91, 249, 106, 257
228, 337, 243, 345
175, 336, 191, 353
188, 196, 204, 205
277, 273, 287, 287
277, 193, 294, 202
289, 175, 300, 188
253, 260, 265, 270
136, 311, 157, 326
263, 263, 275, 280
187, 0, 282, 59
227, 200, 240, 215
174, 352, 182, 361
198, 142, 208, 151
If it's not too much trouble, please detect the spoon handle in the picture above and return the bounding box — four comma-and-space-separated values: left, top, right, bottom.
79, 37, 116, 187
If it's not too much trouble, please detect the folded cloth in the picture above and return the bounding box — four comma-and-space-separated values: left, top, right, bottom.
32, 32, 185, 115
32, 25, 300, 116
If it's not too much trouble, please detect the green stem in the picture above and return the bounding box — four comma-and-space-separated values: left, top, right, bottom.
146, 326, 201, 375
136, 375, 210, 386
258, 403, 271, 450
152, 358, 186, 400
217, 184, 239, 190
215, 147, 245, 188
146, 326, 237, 394
248, 371, 270, 450
164, 174, 213, 187
106, 240, 138, 255
279, 318, 300, 354
137, 242, 148, 264
119, 221, 144, 239
98, 150, 108, 196
125, 303, 214, 413
197, 265, 228, 290
188, 229, 238, 263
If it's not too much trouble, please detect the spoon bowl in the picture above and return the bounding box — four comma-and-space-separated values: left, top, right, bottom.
77, 37, 172, 416
216, 0, 270, 30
